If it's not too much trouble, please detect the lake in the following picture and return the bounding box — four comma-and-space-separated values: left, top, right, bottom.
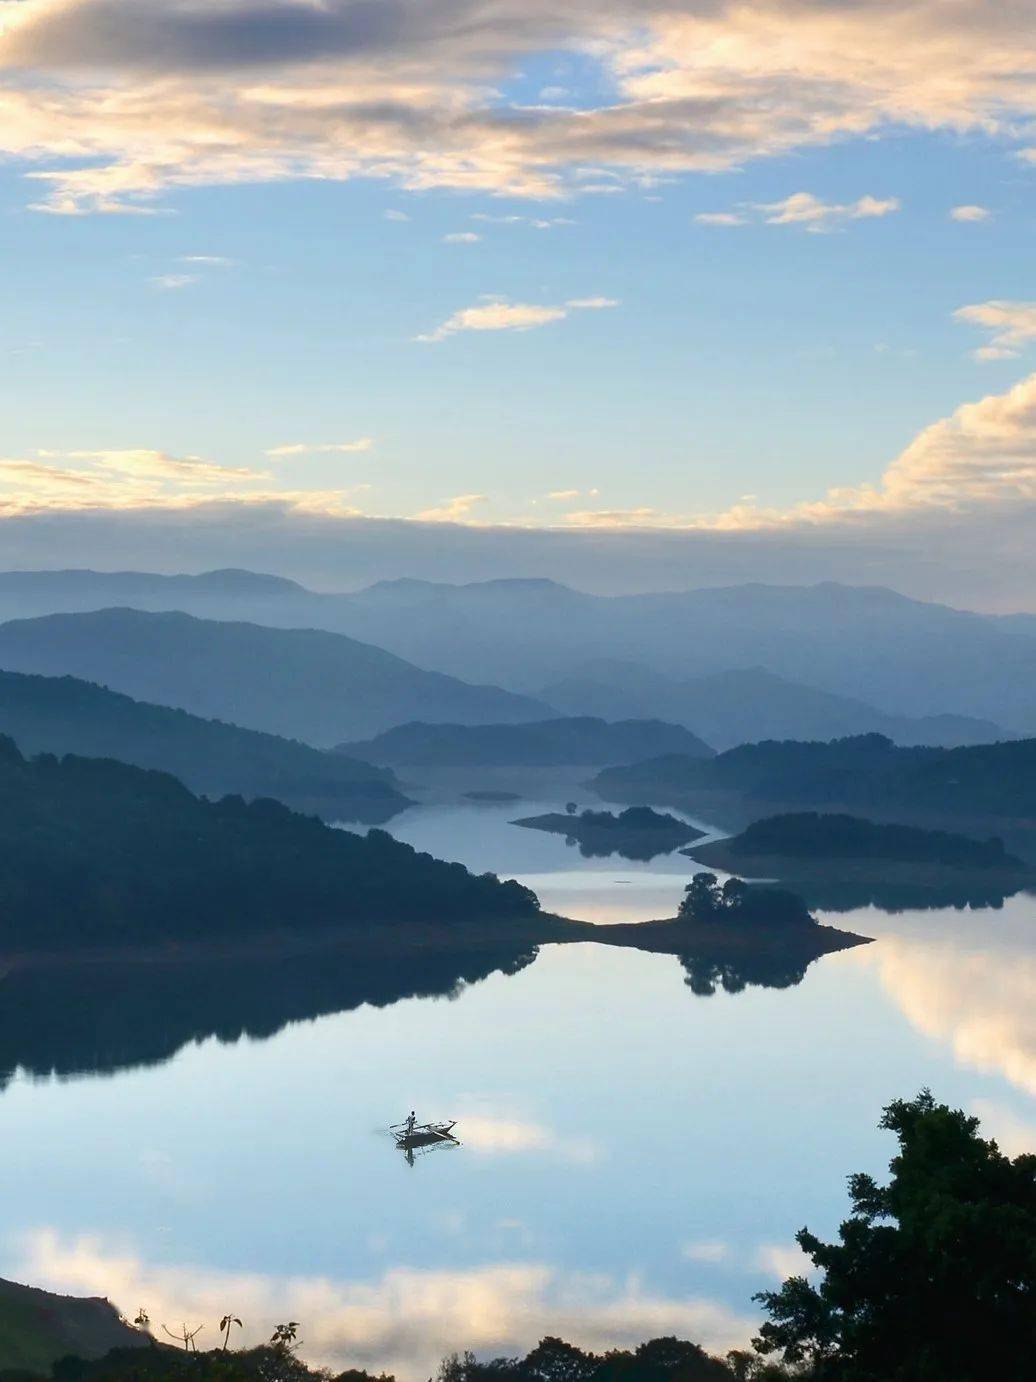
1, 795, 1033, 1377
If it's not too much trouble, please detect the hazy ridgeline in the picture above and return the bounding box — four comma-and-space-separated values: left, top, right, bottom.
0, 570, 1034, 738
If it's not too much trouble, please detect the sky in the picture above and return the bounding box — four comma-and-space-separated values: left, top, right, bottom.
1, 1, 1036, 606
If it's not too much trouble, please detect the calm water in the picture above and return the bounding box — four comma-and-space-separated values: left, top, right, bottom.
1, 796, 1034, 1376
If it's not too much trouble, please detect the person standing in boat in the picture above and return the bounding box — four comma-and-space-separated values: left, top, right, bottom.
405, 1110, 416, 1136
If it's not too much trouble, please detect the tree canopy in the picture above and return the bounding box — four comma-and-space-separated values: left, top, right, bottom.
754, 1090, 1036, 1381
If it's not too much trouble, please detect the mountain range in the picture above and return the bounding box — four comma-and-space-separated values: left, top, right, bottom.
1, 569, 1033, 732
341, 716, 714, 767
0, 667, 407, 821
538, 663, 1008, 750
0, 607, 550, 746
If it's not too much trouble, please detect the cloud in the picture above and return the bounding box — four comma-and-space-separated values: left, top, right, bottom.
179, 253, 236, 265
417, 296, 616, 342
383, 209, 410, 221
950, 204, 991, 222
754, 1244, 814, 1280
753, 192, 901, 232
14, 1229, 755, 1379
150, 273, 198, 290
442, 231, 481, 243
970, 1100, 1036, 1157
0, 447, 366, 518
694, 193, 899, 232
954, 300, 1036, 360
4, 2, 1036, 213
411, 493, 489, 522
681, 1242, 730, 1264
266, 438, 374, 457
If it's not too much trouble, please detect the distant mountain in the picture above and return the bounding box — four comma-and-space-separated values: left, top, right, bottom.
340, 716, 714, 766
0, 608, 551, 746
3, 570, 1036, 729
593, 732, 1036, 826
539, 663, 1009, 750
0, 668, 408, 822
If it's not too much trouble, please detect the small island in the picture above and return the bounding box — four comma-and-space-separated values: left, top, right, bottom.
688, 811, 1036, 893
578, 870, 869, 963
513, 805, 706, 860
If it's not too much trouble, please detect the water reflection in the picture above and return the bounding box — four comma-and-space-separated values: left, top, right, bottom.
785, 879, 1029, 915
0, 945, 536, 1088
852, 898, 1036, 1097
13, 1228, 756, 1380
0, 932, 833, 1089
546, 834, 688, 863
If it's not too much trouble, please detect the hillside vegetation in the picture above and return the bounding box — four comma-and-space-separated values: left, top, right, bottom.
594, 733, 1036, 821
0, 669, 407, 821
0, 738, 538, 952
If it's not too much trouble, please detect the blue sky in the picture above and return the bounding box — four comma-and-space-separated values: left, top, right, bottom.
1, 2, 1035, 602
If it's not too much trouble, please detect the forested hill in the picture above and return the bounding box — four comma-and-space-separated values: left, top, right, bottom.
593, 733, 1036, 820
341, 716, 714, 766
0, 739, 539, 952
0, 669, 407, 821
0, 607, 551, 745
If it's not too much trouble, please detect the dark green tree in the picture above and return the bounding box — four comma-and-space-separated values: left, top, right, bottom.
753, 1090, 1036, 1380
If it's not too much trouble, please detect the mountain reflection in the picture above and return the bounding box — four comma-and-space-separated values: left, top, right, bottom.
557, 835, 686, 862
785, 879, 1029, 914
0, 927, 854, 1088
0, 944, 537, 1088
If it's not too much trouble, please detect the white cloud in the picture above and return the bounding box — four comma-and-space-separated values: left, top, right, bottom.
681, 1241, 730, 1263
754, 192, 901, 232
694, 212, 747, 227
954, 300, 1036, 360
13, 1229, 755, 1380
179, 254, 236, 265
266, 438, 375, 457
383, 210, 410, 221
150, 273, 198, 290
416, 296, 616, 343
950, 204, 991, 222
4, 2, 1036, 213
970, 1100, 1036, 1157
442, 231, 481, 243
411, 493, 489, 522
754, 1243, 814, 1280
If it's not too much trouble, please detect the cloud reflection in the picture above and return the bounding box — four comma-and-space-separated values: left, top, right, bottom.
861, 910, 1036, 1097
14, 1230, 755, 1379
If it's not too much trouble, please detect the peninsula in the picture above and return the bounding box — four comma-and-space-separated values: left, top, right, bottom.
689, 812, 1036, 892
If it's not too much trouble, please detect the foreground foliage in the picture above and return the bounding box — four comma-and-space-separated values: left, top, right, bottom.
754, 1091, 1036, 1380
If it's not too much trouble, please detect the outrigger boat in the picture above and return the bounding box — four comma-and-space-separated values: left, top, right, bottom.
390, 1113, 459, 1165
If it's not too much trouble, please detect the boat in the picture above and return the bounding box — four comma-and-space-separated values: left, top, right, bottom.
390, 1114, 460, 1165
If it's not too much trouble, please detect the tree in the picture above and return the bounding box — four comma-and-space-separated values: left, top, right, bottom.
753, 1090, 1036, 1380
565, 803, 578, 816
523, 1337, 597, 1382
220, 1315, 243, 1351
